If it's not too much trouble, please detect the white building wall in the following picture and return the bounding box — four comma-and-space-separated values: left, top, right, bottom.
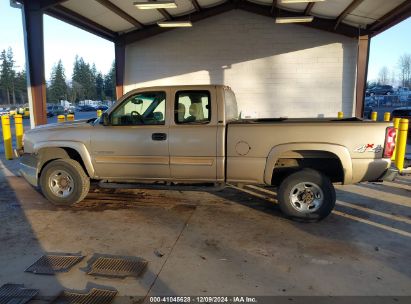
124, 10, 358, 118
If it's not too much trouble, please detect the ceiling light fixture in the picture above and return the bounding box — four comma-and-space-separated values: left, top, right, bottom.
275, 16, 314, 23
157, 21, 193, 27
279, 0, 325, 3
134, 1, 177, 9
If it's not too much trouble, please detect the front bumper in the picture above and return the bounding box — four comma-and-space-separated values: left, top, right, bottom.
19, 153, 39, 187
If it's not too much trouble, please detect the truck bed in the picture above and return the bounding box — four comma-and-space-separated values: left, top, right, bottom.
226, 118, 392, 185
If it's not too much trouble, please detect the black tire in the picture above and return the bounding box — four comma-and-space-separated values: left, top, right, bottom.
277, 169, 335, 221
39, 159, 90, 206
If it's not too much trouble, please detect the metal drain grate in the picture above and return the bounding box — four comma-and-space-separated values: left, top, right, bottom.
87, 255, 147, 278
51, 288, 117, 304
25, 254, 85, 274
0, 283, 38, 304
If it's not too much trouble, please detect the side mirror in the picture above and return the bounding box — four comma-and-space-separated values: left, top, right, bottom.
101, 112, 110, 126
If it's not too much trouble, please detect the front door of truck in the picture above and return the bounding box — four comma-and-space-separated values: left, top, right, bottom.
91, 90, 170, 180
168, 88, 218, 181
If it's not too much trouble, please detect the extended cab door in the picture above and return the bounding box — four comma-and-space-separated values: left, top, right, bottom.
90, 90, 170, 180
168, 88, 218, 181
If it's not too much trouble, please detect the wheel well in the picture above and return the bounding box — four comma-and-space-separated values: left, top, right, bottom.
271, 151, 344, 186
38, 147, 89, 178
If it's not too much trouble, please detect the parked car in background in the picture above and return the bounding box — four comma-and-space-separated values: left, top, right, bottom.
65, 105, 75, 114
77, 105, 96, 112
96, 105, 109, 111
363, 106, 373, 119
0, 108, 9, 116
397, 87, 411, 101
8, 107, 17, 116
392, 107, 411, 130
22, 107, 30, 118
47, 105, 66, 117
366, 85, 394, 96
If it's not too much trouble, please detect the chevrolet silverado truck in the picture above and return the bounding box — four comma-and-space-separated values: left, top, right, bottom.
19, 85, 397, 220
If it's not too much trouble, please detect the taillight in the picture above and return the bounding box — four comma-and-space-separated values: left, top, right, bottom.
383, 127, 396, 158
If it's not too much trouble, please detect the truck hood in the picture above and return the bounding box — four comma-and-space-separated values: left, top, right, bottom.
24, 119, 95, 153
27, 119, 96, 133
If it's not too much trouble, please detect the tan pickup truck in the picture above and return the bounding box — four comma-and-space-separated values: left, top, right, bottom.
19, 85, 397, 220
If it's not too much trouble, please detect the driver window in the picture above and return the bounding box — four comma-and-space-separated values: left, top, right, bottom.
111, 91, 166, 126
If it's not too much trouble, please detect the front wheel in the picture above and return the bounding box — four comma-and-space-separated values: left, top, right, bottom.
277, 169, 335, 221
39, 159, 90, 206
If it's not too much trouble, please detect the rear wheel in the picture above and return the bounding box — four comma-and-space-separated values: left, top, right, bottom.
277, 169, 335, 221
40, 159, 90, 206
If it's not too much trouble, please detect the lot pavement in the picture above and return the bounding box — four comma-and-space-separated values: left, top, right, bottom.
0, 154, 410, 303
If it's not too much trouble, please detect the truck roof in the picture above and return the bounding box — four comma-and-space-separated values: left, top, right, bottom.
124, 84, 231, 92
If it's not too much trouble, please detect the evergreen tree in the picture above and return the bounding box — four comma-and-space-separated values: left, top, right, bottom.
72, 56, 86, 101
72, 56, 97, 100
0, 48, 15, 104
95, 72, 104, 100
103, 62, 116, 100
14, 69, 28, 104
48, 60, 68, 103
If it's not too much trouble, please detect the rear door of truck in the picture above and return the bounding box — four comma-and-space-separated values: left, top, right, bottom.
168, 87, 218, 181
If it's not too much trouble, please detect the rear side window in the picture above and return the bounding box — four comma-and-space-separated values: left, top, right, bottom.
224, 88, 239, 122
393, 110, 411, 116
175, 91, 211, 124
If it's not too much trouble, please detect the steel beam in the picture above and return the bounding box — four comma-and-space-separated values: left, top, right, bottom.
38, 0, 68, 10
239, 1, 360, 37
334, 0, 364, 30
94, 0, 144, 29
304, 2, 315, 15
121, 2, 236, 44
368, 1, 411, 37
355, 35, 370, 118
191, 0, 201, 12
22, 2, 47, 127
115, 42, 125, 99
46, 5, 117, 41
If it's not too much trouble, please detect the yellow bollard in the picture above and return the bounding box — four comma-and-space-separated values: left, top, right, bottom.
338, 111, 344, 119
1, 115, 13, 160
395, 119, 409, 173
14, 114, 24, 150
57, 115, 65, 123
384, 112, 390, 122
66, 114, 74, 121
97, 109, 102, 118
391, 118, 401, 161
371, 111, 378, 121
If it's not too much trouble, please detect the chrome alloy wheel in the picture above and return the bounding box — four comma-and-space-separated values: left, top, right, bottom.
48, 169, 74, 198
289, 182, 324, 214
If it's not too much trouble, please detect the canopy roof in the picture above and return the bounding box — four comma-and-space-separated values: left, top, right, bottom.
16, 0, 411, 43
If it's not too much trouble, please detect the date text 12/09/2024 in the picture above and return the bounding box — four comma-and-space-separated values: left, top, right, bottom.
149, 296, 258, 303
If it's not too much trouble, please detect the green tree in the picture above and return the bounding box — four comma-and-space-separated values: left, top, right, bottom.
103, 62, 116, 100
0, 48, 15, 104
14, 69, 27, 104
48, 60, 68, 103
95, 72, 104, 100
72, 56, 96, 100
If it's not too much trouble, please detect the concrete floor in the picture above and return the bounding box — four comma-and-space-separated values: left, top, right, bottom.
0, 157, 410, 303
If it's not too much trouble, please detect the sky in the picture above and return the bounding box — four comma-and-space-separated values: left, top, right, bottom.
0, 0, 410, 83
368, 17, 411, 84
0, 0, 114, 79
